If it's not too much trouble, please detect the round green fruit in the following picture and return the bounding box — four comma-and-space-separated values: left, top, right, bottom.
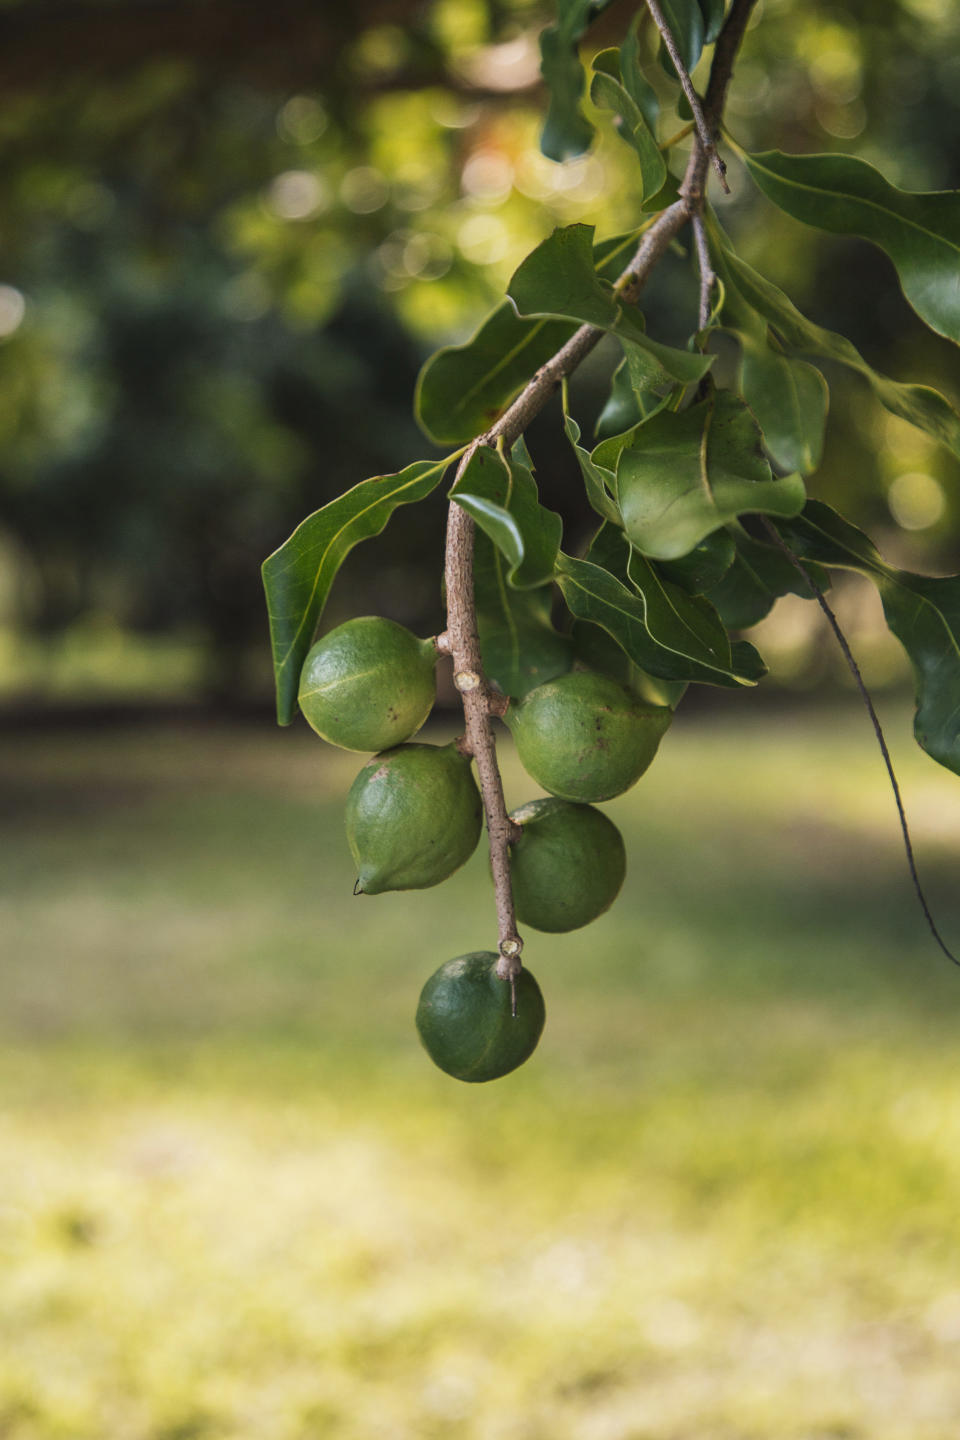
298, 616, 436, 752
508, 798, 626, 933
415, 952, 546, 1082
346, 742, 482, 894
505, 669, 671, 803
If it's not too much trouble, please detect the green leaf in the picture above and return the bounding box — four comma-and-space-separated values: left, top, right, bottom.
416, 304, 575, 446
555, 526, 764, 687
698, 0, 726, 44
715, 272, 827, 474
709, 225, 960, 460
736, 335, 828, 476
617, 22, 660, 132
742, 149, 960, 343
562, 406, 621, 524
774, 502, 960, 775
590, 53, 667, 201
621, 334, 714, 389
655, 528, 736, 594
628, 544, 765, 681
704, 529, 831, 629
616, 390, 807, 560
539, 0, 618, 162
474, 532, 573, 699
415, 229, 644, 447
595, 357, 679, 443
449, 444, 562, 588
595, 357, 646, 439
572, 620, 688, 706
508, 223, 714, 381
263, 456, 452, 726
509, 222, 623, 329
593, 416, 650, 471
656, 0, 705, 80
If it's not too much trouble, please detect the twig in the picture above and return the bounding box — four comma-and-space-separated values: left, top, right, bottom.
692, 212, 714, 330
760, 518, 959, 969
643, 0, 728, 191
443, 0, 758, 985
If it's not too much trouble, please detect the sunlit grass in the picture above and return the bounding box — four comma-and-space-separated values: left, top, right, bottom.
2, 700, 960, 1438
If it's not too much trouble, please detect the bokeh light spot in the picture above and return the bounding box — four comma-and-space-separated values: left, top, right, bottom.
341, 167, 389, 215
266, 170, 328, 221
0, 285, 25, 338
888, 472, 945, 530
456, 214, 508, 264
277, 95, 328, 145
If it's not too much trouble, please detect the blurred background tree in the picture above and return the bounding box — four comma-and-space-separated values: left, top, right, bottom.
0, 0, 958, 707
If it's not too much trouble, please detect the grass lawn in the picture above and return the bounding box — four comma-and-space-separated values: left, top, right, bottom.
2, 697, 960, 1439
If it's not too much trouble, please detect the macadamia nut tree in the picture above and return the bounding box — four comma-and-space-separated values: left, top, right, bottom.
263, 0, 960, 1081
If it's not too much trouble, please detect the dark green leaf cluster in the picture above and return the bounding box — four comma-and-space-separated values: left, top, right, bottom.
262, 128, 960, 772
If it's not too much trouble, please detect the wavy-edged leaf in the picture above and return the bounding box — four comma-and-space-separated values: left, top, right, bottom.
555, 526, 764, 687
698, 0, 726, 44
449, 444, 562, 588
594, 415, 650, 471
715, 273, 827, 474
263, 456, 452, 725
596, 357, 646, 439
775, 501, 960, 775
539, 0, 617, 161
509, 221, 624, 329
704, 528, 830, 629
508, 223, 714, 381
416, 229, 644, 446
621, 334, 714, 388
595, 352, 681, 442
709, 225, 960, 460
562, 407, 621, 523
655, 529, 736, 594
572, 620, 688, 706
656, 0, 705, 80
416, 305, 575, 446
590, 53, 667, 201
743, 149, 960, 343
474, 531, 573, 699
736, 335, 828, 476
616, 390, 806, 560
617, 22, 659, 132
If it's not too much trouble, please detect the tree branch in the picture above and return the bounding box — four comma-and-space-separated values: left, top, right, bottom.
443, 0, 758, 986
692, 213, 715, 330
643, 0, 728, 192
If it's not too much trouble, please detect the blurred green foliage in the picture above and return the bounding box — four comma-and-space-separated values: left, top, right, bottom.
0, 0, 958, 700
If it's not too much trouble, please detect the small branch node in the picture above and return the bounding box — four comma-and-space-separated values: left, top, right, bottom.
496, 942, 523, 992
487, 690, 510, 718
434, 631, 453, 655
454, 669, 481, 693
507, 820, 523, 845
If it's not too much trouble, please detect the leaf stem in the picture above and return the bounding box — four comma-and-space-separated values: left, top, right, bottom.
442, 0, 758, 982
659, 121, 695, 151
